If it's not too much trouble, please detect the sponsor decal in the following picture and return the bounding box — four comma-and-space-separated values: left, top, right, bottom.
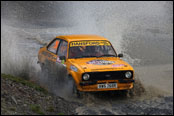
62, 64, 67, 67
112, 64, 125, 67
56, 56, 66, 67
56, 57, 61, 63
87, 60, 115, 65
56, 56, 65, 65
61, 60, 65, 64
70, 41, 111, 47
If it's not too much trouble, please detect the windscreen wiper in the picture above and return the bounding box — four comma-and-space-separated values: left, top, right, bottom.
82, 55, 98, 58
73, 56, 83, 59
97, 54, 116, 57
73, 54, 116, 58
73, 55, 97, 58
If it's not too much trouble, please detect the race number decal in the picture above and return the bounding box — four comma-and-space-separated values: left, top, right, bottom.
112, 64, 125, 67
56, 57, 61, 63
87, 60, 115, 65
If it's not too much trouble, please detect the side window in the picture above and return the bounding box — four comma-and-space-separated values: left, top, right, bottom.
48, 40, 60, 54
57, 41, 68, 58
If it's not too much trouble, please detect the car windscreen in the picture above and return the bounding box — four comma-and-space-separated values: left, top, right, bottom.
69, 40, 117, 58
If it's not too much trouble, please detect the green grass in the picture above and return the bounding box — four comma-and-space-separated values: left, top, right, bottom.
46, 106, 54, 112
9, 107, 16, 111
29, 104, 45, 115
1, 73, 48, 95
57, 113, 65, 115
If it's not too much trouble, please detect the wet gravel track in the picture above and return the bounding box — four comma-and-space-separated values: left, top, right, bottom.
73, 92, 173, 115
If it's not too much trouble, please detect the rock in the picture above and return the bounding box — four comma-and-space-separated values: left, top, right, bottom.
11, 96, 17, 105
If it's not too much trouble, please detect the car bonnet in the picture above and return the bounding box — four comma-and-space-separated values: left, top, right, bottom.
69, 57, 133, 72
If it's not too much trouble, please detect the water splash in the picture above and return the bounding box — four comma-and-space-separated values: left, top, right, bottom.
1, 1, 173, 98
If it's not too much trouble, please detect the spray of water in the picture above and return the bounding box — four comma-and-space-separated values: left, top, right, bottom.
1, 1, 173, 98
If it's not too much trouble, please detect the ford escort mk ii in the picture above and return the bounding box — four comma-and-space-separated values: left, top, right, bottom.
38, 35, 134, 94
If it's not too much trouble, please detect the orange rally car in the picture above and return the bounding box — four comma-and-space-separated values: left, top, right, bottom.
38, 34, 135, 96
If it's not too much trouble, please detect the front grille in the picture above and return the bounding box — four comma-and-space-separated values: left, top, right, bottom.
82, 71, 133, 81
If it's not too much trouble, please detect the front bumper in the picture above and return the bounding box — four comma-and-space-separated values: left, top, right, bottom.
80, 79, 134, 86
78, 79, 135, 92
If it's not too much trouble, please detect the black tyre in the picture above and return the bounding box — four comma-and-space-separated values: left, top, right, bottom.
68, 76, 82, 98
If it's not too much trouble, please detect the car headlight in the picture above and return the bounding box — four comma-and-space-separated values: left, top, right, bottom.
125, 71, 132, 79
83, 74, 90, 81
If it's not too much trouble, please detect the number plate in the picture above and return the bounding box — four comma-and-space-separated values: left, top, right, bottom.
98, 83, 117, 89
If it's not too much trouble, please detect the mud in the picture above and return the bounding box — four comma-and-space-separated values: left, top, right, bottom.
75, 96, 173, 115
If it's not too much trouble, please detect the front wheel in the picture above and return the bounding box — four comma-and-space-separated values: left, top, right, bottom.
68, 76, 83, 98
72, 81, 81, 98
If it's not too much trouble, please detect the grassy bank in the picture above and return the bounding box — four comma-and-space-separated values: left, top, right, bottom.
1, 73, 48, 95
1, 73, 78, 115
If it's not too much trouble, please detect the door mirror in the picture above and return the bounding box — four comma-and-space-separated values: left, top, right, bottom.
59, 56, 66, 62
118, 53, 123, 57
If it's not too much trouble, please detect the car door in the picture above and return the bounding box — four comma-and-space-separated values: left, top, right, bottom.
55, 40, 68, 79
57, 40, 68, 64
44, 39, 68, 83
42, 38, 61, 70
